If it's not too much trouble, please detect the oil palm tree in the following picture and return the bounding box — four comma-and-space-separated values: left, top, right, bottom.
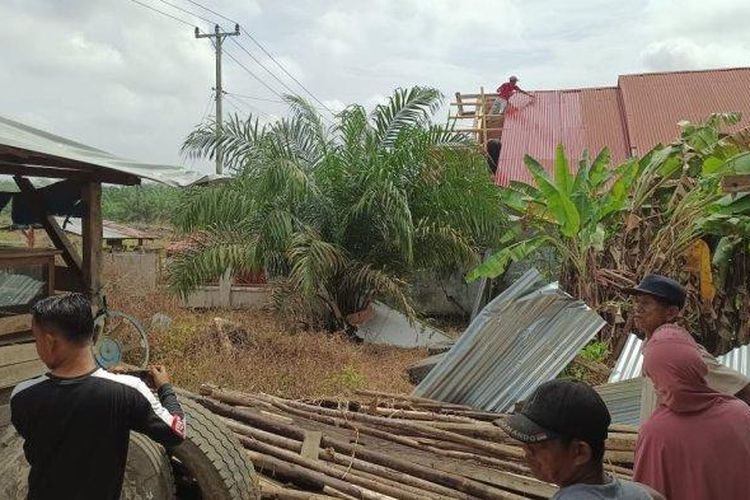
170, 87, 506, 330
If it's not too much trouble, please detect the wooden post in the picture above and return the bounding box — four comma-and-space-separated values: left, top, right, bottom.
455, 92, 465, 116
81, 182, 103, 301
479, 86, 487, 146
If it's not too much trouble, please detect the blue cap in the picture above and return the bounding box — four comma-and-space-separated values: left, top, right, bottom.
622, 274, 686, 308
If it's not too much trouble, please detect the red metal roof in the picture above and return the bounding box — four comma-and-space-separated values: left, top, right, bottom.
619, 67, 750, 155
495, 67, 750, 186
496, 88, 628, 185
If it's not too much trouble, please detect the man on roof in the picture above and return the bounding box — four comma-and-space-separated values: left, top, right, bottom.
622, 274, 750, 422
491, 75, 534, 114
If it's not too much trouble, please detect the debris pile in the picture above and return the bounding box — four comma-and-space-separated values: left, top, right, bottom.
195, 385, 638, 499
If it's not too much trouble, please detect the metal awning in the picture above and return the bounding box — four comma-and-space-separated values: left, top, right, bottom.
0, 115, 222, 187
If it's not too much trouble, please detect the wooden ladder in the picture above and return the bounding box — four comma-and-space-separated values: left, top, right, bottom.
450, 87, 504, 147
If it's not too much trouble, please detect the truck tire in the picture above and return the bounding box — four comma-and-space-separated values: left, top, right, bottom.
121, 432, 176, 500
0, 427, 175, 500
173, 396, 260, 500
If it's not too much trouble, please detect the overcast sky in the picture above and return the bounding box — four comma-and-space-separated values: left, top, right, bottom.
1, 0, 748, 175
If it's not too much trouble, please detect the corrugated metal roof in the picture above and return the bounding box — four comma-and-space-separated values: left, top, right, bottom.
609, 333, 750, 383
355, 301, 453, 348
595, 377, 643, 426
0, 115, 223, 187
53, 217, 156, 241
619, 67, 750, 156
413, 269, 606, 411
608, 334, 644, 382
495, 88, 629, 186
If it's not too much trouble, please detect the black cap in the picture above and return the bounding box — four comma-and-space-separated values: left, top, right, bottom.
496, 380, 610, 445
622, 274, 686, 308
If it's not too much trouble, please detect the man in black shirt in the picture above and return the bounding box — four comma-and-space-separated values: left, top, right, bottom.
10, 293, 186, 500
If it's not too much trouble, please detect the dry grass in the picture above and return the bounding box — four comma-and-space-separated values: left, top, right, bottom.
101, 259, 426, 399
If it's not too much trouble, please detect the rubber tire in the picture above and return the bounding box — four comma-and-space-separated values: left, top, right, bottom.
173, 397, 260, 500
0, 427, 175, 500
121, 432, 176, 500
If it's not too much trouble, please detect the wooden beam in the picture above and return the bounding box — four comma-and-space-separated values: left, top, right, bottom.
0, 358, 45, 389
81, 182, 103, 300
0, 315, 32, 338
722, 174, 750, 193
13, 176, 83, 275
0, 145, 142, 186
0, 343, 38, 366
454, 92, 465, 116
0, 162, 139, 185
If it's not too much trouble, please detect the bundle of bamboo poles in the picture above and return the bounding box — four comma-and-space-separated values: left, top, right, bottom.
194, 385, 639, 500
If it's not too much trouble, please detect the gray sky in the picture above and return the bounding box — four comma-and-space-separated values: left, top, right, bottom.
1, 0, 748, 175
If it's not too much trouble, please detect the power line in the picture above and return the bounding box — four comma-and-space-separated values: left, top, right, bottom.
240, 27, 336, 117
224, 92, 270, 118
181, 0, 335, 116
184, 0, 237, 24
229, 38, 302, 100
199, 90, 214, 123
126, 0, 196, 27
223, 49, 286, 101
154, 0, 214, 25
225, 92, 285, 104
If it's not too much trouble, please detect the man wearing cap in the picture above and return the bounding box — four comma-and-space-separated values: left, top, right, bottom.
490, 76, 534, 114
499, 380, 663, 499
623, 274, 750, 422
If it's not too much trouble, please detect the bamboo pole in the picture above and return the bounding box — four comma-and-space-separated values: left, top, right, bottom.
224, 419, 467, 499
246, 449, 395, 500
250, 392, 525, 460
240, 436, 425, 500
197, 398, 523, 499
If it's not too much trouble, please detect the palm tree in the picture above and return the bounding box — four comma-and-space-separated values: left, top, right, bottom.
170, 87, 506, 331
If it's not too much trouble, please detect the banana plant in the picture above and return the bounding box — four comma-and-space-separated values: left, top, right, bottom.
467, 144, 637, 303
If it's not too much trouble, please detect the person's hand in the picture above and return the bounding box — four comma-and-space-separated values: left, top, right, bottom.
149, 365, 171, 389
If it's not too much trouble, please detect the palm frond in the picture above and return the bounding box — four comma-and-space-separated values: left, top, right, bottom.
372, 87, 443, 148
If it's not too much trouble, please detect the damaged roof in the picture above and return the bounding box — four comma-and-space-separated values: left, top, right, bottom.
0, 115, 222, 187
496, 67, 750, 185
413, 269, 606, 412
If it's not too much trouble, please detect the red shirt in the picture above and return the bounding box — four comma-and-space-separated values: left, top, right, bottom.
497, 82, 520, 100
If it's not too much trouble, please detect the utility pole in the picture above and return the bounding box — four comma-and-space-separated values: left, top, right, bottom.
195, 24, 240, 175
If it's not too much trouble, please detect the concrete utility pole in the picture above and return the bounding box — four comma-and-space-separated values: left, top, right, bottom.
195, 24, 240, 175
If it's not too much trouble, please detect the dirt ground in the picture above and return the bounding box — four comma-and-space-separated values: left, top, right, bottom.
101, 260, 427, 399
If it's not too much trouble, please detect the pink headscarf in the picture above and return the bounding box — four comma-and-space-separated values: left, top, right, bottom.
634, 330, 750, 499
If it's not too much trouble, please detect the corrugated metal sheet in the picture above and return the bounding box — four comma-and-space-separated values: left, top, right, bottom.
0, 270, 45, 308
595, 377, 643, 426
495, 87, 629, 186
608, 334, 644, 382
413, 269, 606, 411
0, 115, 222, 187
355, 301, 453, 348
619, 67, 750, 156
609, 333, 750, 383
53, 217, 156, 241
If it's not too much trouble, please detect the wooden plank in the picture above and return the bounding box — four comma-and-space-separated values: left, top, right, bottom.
722, 174, 750, 193
0, 343, 38, 367
14, 176, 83, 274
0, 315, 32, 338
81, 182, 103, 300
0, 161, 139, 185
0, 359, 45, 389
454, 92, 465, 116
300, 430, 322, 461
